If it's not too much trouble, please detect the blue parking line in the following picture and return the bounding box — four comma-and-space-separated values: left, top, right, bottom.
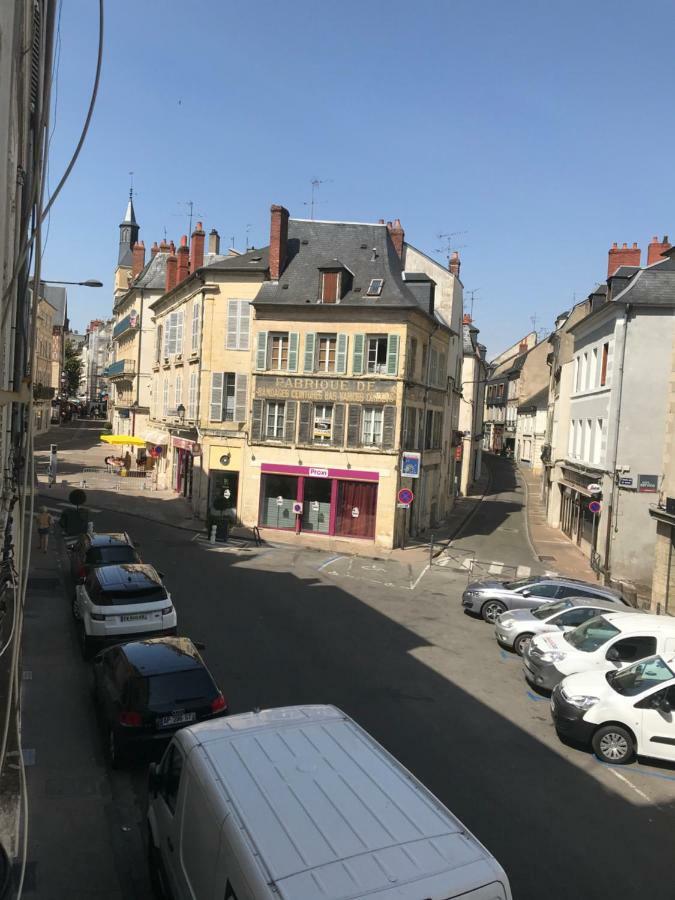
597, 760, 675, 783
526, 690, 549, 702
499, 649, 513, 661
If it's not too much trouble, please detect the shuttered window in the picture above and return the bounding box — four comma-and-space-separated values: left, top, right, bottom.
366, 336, 387, 374
188, 371, 198, 419
162, 378, 169, 416
321, 271, 340, 303
362, 407, 384, 446
386, 334, 400, 376
226, 300, 250, 350
191, 300, 200, 353
269, 333, 298, 370
256, 331, 268, 370
234, 373, 248, 422
265, 401, 285, 438
382, 405, 396, 450
209, 373, 224, 422
347, 405, 362, 447
174, 373, 182, 408
155, 325, 163, 363
336, 334, 347, 374
210, 372, 246, 422
165, 311, 184, 356
298, 402, 312, 444
317, 335, 336, 372
284, 400, 297, 442
251, 399, 263, 442
333, 403, 345, 446
304, 333, 316, 373
352, 334, 365, 375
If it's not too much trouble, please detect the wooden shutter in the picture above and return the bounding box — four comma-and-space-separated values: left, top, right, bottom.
226, 299, 238, 349
288, 332, 299, 372
386, 334, 400, 376
239, 301, 250, 351
382, 405, 396, 450
234, 373, 248, 422
209, 372, 223, 421
347, 404, 362, 447
298, 401, 312, 444
304, 333, 316, 372
333, 403, 345, 447
336, 333, 348, 374
256, 331, 267, 370
251, 399, 263, 442
352, 334, 365, 375
322, 271, 339, 303
284, 400, 297, 442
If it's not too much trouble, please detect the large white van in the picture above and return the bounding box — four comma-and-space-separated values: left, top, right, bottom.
147, 705, 511, 900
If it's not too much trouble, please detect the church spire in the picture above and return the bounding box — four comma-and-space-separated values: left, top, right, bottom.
118, 187, 140, 266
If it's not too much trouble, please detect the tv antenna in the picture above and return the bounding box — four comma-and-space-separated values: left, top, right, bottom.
304, 177, 332, 220
435, 230, 468, 263
173, 200, 204, 236
466, 288, 480, 318
245, 224, 253, 251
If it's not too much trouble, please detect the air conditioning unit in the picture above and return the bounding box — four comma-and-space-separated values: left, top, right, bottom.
666, 497, 675, 515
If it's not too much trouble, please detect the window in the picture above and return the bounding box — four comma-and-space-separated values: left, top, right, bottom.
269, 333, 288, 370
581, 353, 588, 391
256, 331, 298, 371
313, 403, 333, 442
164, 310, 184, 356
600, 342, 609, 386
590, 347, 598, 388
497, 383, 504, 399
366, 336, 388, 374
191, 300, 200, 353
160, 744, 184, 815
209, 372, 247, 422
174, 373, 182, 409
317, 335, 336, 372
321, 271, 340, 303
584, 419, 591, 460
155, 325, 163, 364
420, 343, 427, 379
266, 401, 285, 438
525, 583, 560, 599
226, 300, 250, 350
593, 419, 603, 465
404, 407, 417, 448
162, 378, 169, 416
432, 411, 443, 448
188, 370, 198, 419
609, 636, 657, 663
366, 278, 383, 296
362, 407, 383, 445
611, 656, 675, 696
564, 617, 620, 652
407, 338, 417, 379
574, 419, 582, 458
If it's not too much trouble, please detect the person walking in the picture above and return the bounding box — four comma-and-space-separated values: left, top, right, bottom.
36, 506, 53, 553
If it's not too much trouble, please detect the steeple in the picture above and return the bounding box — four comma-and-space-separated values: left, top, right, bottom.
118, 188, 140, 266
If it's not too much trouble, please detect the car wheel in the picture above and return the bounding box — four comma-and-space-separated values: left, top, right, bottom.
481, 599, 506, 624
514, 632, 534, 656
592, 725, 635, 765
108, 728, 125, 769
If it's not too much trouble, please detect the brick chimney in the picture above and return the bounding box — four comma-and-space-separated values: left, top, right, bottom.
449, 250, 461, 277
463, 313, 472, 325
165, 250, 177, 293
387, 218, 405, 259
607, 241, 641, 277
208, 228, 220, 255
176, 235, 190, 284
647, 235, 671, 266
269, 204, 289, 280
159, 238, 170, 253
519, 341, 529, 354
131, 241, 145, 277
190, 222, 205, 272
150, 241, 160, 259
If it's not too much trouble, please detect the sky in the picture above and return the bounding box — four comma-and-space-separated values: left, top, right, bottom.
43, 0, 675, 357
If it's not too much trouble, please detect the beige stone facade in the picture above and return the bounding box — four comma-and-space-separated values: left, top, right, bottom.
650, 327, 675, 612
33, 297, 55, 434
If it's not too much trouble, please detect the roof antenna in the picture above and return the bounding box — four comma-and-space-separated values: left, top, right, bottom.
303, 177, 332, 220
435, 230, 468, 264
128, 170, 134, 200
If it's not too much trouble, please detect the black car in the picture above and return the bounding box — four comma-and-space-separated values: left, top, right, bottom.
92, 637, 227, 767
69, 532, 140, 585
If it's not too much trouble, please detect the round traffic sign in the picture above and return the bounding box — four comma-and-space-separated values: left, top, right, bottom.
588, 500, 602, 514
398, 488, 414, 505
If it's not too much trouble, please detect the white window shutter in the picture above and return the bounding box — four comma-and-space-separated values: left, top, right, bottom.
256, 332, 268, 370
227, 299, 238, 349
235, 373, 248, 423
210, 372, 224, 421
239, 301, 250, 351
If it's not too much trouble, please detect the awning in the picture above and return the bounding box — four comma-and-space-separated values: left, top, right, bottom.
99, 434, 146, 447
559, 479, 593, 497
143, 429, 169, 446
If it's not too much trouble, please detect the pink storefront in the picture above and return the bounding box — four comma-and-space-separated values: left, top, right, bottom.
258, 463, 378, 540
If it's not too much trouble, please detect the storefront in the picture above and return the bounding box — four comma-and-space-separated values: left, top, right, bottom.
171, 436, 198, 498
206, 445, 244, 524
258, 463, 379, 540
559, 467, 602, 557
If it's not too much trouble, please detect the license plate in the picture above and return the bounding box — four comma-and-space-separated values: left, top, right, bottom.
157, 712, 196, 729
121, 613, 147, 623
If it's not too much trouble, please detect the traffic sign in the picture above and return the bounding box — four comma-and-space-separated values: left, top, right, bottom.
588, 500, 601, 514
398, 488, 414, 505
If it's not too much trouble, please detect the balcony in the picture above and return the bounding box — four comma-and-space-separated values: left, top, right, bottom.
113, 313, 140, 341
105, 359, 136, 379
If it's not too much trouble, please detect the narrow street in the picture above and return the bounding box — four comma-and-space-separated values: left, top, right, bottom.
24, 425, 675, 899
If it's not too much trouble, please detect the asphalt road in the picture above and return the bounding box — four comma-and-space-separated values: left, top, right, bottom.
27, 428, 675, 899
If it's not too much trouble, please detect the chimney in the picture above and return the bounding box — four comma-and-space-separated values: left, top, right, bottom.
208, 228, 220, 255
131, 241, 145, 277
165, 251, 177, 293
176, 235, 189, 284
150, 241, 160, 259
647, 234, 671, 266
463, 313, 472, 325
607, 241, 641, 277
519, 341, 528, 354
269, 204, 289, 280
449, 250, 461, 277
159, 238, 170, 253
190, 221, 205, 272
387, 218, 405, 259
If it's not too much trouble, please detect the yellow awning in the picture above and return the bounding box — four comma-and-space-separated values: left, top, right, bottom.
99, 434, 146, 447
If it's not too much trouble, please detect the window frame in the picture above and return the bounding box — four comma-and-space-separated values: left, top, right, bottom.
265, 400, 286, 439
316, 334, 337, 373
268, 333, 289, 371
366, 335, 388, 375
361, 406, 384, 446
313, 403, 334, 444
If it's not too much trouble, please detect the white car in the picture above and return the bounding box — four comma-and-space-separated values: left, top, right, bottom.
75, 563, 177, 658
551, 654, 675, 765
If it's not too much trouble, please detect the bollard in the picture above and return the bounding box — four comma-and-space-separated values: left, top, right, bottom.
209, 524, 217, 544
429, 533, 435, 568
657, 602, 661, 616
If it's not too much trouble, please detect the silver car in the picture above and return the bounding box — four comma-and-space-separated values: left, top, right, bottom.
494, 597, 628, 656
461, 575, 627, 624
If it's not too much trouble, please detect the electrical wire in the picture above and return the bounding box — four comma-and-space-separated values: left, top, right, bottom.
0, 569, 18, 660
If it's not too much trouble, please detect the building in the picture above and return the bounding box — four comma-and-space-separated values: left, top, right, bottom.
483, 333, 537, 453
514, 339, 550, 472
458, 314, 487, 495
33, 296, 56, 433
82, 318, 113, 408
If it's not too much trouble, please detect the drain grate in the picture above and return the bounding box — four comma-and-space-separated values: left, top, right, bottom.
538, 555, 556, 562
27, 577, 59, 591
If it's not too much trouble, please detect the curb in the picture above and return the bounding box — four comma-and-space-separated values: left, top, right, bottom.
517, 465, 542, 567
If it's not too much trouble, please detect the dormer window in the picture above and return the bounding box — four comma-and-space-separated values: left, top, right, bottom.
366, 278, 383, 296
321, 270, 341, 304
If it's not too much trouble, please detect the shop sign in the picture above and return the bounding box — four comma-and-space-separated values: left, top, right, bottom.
638, 474, 659, 493
588, 483, 601, 494
172, 437, 195, 451
401, 451, 421, 478
309, 467, 329, 478
255, 374, 396, 404
314, 418, 332, 440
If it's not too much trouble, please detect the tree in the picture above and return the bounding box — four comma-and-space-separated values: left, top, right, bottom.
63, 339, 83, 397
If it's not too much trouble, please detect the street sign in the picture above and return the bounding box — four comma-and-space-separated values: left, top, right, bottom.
397, 502, 410, 509
618, 475, 636, 489
588, 500, 602, 514
398, 488, 414, 505
400, 452, 421, 478
588, 483, 602, 494
292, 501, 303, 515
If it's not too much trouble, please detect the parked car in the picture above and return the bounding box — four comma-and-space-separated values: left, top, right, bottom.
523, 611, 675, 692
69, 531, 140, 603
75, 563, 177, 657
92, 637, 227, 767
495, 597, 629, 656
147, 705, 512, 900
551, 653, 675, 765
462, 574, 626, 624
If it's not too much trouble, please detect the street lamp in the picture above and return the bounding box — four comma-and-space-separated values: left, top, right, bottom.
177, 403, 185, 423
38, 279, 103, 287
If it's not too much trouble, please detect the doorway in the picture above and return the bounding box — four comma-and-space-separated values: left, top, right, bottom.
301, 478, 331, 534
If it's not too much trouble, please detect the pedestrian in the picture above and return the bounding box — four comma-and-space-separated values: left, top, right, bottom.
36, 506, 53, 553
123, 450, 132, 472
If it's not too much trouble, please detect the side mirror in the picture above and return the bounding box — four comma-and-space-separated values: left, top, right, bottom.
148, 762, 161, 797
521, 590, 531, 598
606, 647, 620, 662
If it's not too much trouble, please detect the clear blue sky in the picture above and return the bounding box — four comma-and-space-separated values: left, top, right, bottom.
43, 0, 675, 356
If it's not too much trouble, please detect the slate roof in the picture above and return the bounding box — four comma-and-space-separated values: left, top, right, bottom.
203, 246, 269, 273
254, 219, 420, 311
133, 252, 169, 290
611, 255, 675, 306
462, 322, 480, 355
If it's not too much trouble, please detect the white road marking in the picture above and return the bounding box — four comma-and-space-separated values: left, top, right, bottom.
410, 564, 430, 590
607, 767, 653, 804
437, 556, 450, 567
516, 565, 531, 578
461, 557, 475, 570
488, 562, 504, 575
318, 554, 344, 571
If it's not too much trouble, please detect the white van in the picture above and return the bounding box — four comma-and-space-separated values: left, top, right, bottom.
523, 611, 675, 692
551, 653, 675, 765
147, 705, 512, 900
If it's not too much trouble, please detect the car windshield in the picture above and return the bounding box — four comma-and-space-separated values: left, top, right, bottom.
609, 656, 675, 696
86, 546, 138, 565
532, 599, 573, 621
505, 577, 542, 591
563, 616, 620, 652
130, 670, 217, 710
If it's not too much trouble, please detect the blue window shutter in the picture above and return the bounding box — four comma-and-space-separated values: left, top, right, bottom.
386, 334, 400, 376
210, 372, 224, 421
256, 331, 267, 370
352, 333, 365, 375
304, 333, 316, 373
288, 332, 299, 372
336, 333, 348, 374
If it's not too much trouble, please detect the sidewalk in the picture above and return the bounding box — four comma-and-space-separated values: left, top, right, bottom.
518, 464, 598, 582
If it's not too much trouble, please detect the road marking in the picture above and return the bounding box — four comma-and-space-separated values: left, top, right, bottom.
488, 561, 504, 574
461, 557, 475, 570
410, 564, 430, 590
318, 554, 344, 571
437, 556, 450, 567
599, 761, 675, 784
526, 690, 549, 703
605, 767, 653, 803
516, 565, 531, 578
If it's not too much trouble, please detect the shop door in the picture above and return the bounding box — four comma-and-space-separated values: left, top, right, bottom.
301, 478, 331, 534
260, 474, 298, 530
209, 471, 239, 521
335, 481, 377, 539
